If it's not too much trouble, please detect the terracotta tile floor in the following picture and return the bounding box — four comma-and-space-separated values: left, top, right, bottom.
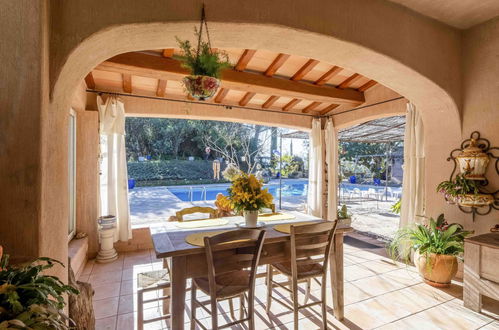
83, 234, 499, 329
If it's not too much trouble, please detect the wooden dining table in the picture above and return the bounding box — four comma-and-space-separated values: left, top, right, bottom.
150, 211, 352, 329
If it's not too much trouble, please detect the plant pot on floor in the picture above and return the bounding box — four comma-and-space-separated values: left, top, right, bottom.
414, 250, 458, 287
244, 210, 258, 228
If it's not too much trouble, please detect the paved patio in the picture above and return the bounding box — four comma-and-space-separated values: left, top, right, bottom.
85, 233, 498, 330
129, 184, 400, 241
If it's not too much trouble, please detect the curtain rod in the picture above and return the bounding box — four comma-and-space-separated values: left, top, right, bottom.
327, 97, 406, 117
86, 89, 320, 119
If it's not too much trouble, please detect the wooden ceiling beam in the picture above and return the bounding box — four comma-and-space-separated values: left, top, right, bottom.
122, 73, 132, 93
291, 59, 319, 81
162, 48, 174, 58
358, 79, 377, 92
156, 79, 167, 97
338, 73, 363, 89
315, 66, 342, 86
214, 88, 229, 103
235, 49, 256, 71
84, 72, 95, 89
97, 52, 365, 105
264, 53, 291, 77
302, 101, 321, 113
239, 92, 256, 106
319, 104, 340, 115
262, 95, 279, 109
283, 98, 301, 111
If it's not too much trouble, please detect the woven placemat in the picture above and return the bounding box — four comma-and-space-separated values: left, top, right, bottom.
258, 212, 295, 222
184, 230, 231, 247
175, 218, 229, 229
273, 221, 317, 234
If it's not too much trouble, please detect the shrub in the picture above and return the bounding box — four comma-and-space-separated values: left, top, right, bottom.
127, 160, 224, 181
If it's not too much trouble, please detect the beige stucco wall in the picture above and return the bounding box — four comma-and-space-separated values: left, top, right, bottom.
447, 17, 499, 233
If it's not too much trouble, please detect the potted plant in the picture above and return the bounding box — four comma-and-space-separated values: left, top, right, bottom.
227, 172, 273, 227
175, 31, 231, 101
391, 198, 401, 214
389, 214, 472, 287
437, 174, 493, 207
337, 205, 352, 226
0, 250, 79, 329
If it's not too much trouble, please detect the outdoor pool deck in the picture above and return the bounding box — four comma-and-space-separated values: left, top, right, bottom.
129, 179, 401, 240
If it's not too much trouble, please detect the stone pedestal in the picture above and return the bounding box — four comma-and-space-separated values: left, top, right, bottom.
96, 227, 118, 263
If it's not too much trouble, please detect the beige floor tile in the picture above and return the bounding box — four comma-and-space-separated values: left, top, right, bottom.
380, 268, 421, 287
89, 270, 122, 285
118, 293, 159, 315
93, 282, 121, 300
95, 316, 117, 330
344, 298, 396, 329
81, 259, 94, 276
360, 259, 403, 274
122, 265, 154, 281
344, 264, 379, 281
92, 259, 124, 274
93, 296, 119, 319
349, 274, 407, 297
481, 321, 499, 330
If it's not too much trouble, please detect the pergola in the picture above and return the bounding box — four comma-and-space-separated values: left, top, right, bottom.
85, 48, 385, 117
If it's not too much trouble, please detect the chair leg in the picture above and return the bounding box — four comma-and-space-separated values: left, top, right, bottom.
292, 277, 299, 330
304, 278, 311, 305
210, 296, 218, 329
239, 293, 245, 319
321, 275, 328, 330
229, 298, 236, 320
266, 265, 273, 313
190, 284, 197, 330
137, 289, 144, 330
248, 292, 255, 330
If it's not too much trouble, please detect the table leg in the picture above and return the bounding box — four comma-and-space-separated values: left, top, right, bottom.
329, 233, 344, 320
171, 256, 187, 329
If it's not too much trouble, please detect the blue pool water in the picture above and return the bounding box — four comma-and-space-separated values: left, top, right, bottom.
167, 181, 402, 202
168, 181, 309, 202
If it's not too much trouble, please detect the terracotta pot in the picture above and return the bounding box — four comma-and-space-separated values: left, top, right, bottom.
456, 193, 494, 207
414, 251, 458, 287
182, 75, 220, 101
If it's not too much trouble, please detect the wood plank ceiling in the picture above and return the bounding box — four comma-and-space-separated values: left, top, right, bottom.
86, 48, 380, 116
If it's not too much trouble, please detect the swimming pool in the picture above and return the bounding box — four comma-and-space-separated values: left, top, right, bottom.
168, 181, 309, 202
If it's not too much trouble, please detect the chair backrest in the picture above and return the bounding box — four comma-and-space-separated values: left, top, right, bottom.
203, 229, 266, 298
289, 221, 338, 278
175, 206, 217, 222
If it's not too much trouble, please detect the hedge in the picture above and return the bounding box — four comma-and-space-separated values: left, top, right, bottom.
127, 160, 225, 181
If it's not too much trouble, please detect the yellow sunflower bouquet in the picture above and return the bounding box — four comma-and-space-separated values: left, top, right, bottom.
228, 172, 273, 213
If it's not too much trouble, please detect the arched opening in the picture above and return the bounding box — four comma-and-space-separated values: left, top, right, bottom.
44, 20, 462, 281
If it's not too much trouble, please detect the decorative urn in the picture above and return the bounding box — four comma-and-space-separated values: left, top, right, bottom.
456, 138, 489, 180
183, 75, 220, 101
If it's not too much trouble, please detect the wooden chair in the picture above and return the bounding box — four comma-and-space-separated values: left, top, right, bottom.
266, 221, 338, 330
176, 206, 217, 222
137, 269, 171, 330
190, 229, 266, 330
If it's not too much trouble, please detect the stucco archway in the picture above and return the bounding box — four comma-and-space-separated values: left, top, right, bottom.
44, 21, 462, 269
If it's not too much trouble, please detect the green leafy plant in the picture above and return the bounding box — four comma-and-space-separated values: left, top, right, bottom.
436, 174, 480, 201
391, 199, 401, 214
337, 205, 351, 220
175, 31, 232, 78
0, 253, 78, 329
388, 214, 472, 262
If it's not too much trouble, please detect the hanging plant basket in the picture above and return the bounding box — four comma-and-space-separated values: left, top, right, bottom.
175, 5, 231, 101
455, 193, 494, 208
182, 75, 220, 101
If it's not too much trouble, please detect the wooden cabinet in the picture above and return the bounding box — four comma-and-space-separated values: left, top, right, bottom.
463, 233, 499, 312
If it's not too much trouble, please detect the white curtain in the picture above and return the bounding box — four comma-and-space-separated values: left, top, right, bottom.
400, 102, 425, 228
325, 118, 339, 221
307, 118, 324, 217
98, 95, 132, 241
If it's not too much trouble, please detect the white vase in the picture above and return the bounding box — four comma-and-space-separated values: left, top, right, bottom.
244, 210, 259, 227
